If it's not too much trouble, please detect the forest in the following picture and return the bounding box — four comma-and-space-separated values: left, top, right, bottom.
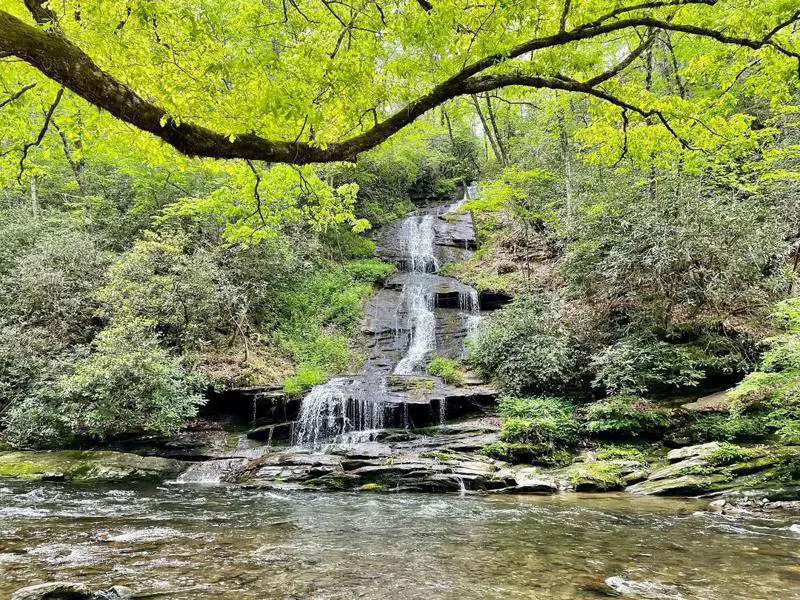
1, 0, 800, 597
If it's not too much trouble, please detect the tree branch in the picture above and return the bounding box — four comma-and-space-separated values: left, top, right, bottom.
0, 82, 36, 109
18, 86, 64, 183
1, 3, 796, 164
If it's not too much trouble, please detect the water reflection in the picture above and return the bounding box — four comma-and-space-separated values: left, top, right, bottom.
1, 481, 799, 599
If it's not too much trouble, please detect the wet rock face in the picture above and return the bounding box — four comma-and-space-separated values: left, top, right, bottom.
231, 417, 584, 495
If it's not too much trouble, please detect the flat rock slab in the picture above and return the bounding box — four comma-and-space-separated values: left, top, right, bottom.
666, 442, 720, 463
681, 391, 732, 413
11, 582, 93, 600
0, 451, 185, 483
627, 474, 729, 496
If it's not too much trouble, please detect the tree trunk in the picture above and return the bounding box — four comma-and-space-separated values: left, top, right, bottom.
471, 94, 504, 167
484, 95, 508, 166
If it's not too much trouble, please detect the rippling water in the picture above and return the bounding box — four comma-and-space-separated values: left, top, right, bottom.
1, 481, 799, 599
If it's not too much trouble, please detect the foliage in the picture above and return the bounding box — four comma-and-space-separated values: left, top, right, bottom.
427, 355, 464, 385
342, 258, 396, 283
469, 296, 580, 394
591, 336, 705, 395
497, 396, 579, 448
283, 365, 328, 398
582, 396, 672, 439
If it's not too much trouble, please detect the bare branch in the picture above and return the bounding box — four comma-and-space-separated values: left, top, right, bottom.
245, 159, 267, 226
0, 82, 36, 109
18, 86, 64, 183
559, 0, 571, 34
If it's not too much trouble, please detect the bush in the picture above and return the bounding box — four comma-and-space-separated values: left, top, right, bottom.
428, 355, 464, 385
497, 396, 579, 448
63, 319, 205, 437
342, 258, 396, 283
283, 365, 327, 397
3, 319, 204, 447
478, 441, 572, 466
590, 336, 704, 395
583, 395, 672, 438
469, 297, 580, 394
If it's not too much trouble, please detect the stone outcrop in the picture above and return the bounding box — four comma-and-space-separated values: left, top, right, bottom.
626, 442, 800, 500
0, 451, 185, 483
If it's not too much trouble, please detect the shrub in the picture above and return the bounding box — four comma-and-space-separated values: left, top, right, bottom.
4, 318, 204, 447
283, 365, 327, 397
478, 441, 572, 466
62, 319, 205, 437
583, 395, 671, 438
595, 445, 648, 463
343, 258, 396, 283
708, 442, 761, 466
590, 336, 704, 395
469, 297, 580, 394
682, 412, 770, 443
428, 355, 464, 385
497, 396, 579, 448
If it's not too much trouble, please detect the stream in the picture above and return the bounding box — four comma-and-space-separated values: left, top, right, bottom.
2, 480, 800, 599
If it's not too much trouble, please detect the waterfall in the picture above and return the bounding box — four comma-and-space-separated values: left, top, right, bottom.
394, 275, 436, 375
293, 187, 484, 447
402, 214, 438, 273
293, 377, 385, 448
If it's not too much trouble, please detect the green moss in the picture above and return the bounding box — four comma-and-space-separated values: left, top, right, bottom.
595, 444, 648, 463
420, 450, 459, 461
707, 442, 763, 466
478, 441, 572, 466
562, 461, 626, 492
0, 450, 182, 482
359, 483, 384, 491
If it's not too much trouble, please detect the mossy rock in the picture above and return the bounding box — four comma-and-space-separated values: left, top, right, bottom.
560, 461, 626, 492
0, 451, 185, 483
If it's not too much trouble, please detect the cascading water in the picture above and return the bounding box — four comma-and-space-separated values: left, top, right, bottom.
292, 377, 385, 448
294, 185, 484, 447
401, 215, 438, 273
394, 274, 437, 375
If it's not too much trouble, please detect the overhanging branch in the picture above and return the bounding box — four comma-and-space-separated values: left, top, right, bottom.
0, 2, 796, 164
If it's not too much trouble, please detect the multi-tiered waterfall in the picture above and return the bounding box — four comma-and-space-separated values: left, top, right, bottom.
293, 187, 484, 447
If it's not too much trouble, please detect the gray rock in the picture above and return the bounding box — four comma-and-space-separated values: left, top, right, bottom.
681, 391, 731, 413
510, 467, 560, 494
666, 442, 720, 463
626, 474, 729, 496
11, 582, 92, 600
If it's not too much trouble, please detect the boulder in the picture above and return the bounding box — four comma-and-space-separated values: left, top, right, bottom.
561, 461, 626, 492
0, 451, 185, 483
11, 582, 92, 600
508, 467, 560, 494
681, 391, 731, 413
626, 474, 729, 496
666, 442, 720, 463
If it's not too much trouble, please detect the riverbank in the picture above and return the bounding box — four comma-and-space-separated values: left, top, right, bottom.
3, 427, 798, 513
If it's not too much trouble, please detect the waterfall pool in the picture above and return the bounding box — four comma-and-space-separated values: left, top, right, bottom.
1, 480, 799, 599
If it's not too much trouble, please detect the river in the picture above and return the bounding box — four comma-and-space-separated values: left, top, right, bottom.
2, 480, 799, 599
